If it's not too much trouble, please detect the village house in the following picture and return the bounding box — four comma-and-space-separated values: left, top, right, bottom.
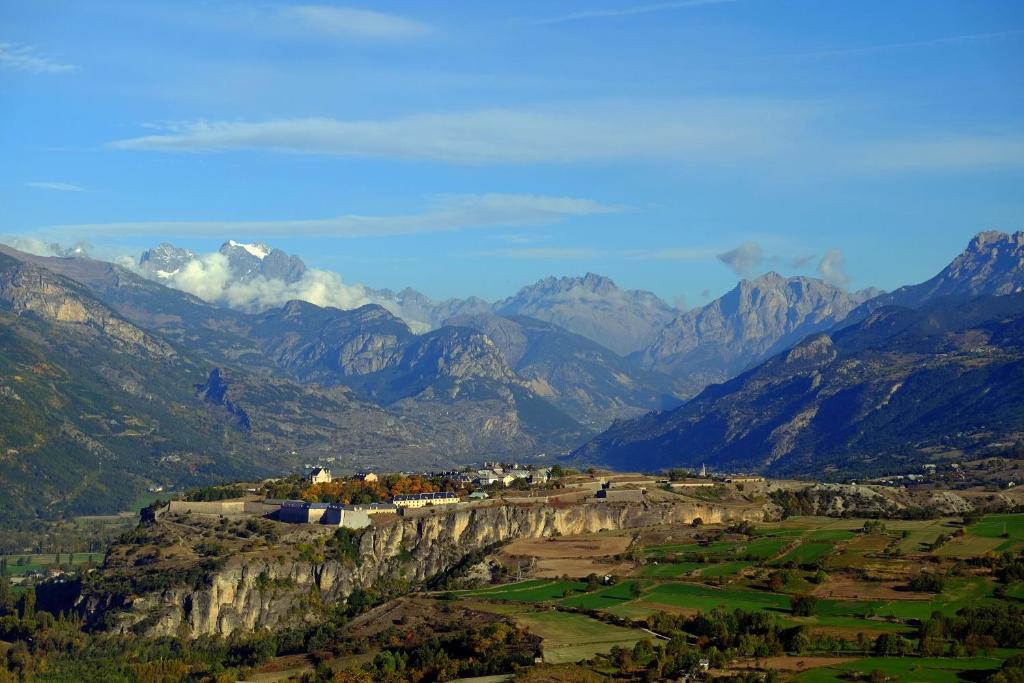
356, 472, 378, 482
308, 467, 332, 484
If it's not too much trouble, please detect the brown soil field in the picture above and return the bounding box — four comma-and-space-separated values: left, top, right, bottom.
844, 535, 892, 552
532, 558, 636, 578
503, 535, 632, 559
811, 576, 933, 601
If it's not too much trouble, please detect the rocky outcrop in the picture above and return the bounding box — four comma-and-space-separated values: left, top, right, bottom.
494, 273, 677, 356
637, 273, 873, 397
851, 231, 1024, 319
0, 258, 175, 357
83, 500, 761, 638
576, 293, 1024, 476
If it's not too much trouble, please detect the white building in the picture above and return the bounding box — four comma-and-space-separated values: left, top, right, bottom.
392, 492, 459, 509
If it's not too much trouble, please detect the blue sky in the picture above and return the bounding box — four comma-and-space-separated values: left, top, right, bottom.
1, 0, 1022, 305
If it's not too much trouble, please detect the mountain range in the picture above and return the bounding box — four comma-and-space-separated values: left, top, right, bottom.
576, 231, 1024, 475
0, 230, 1021, 523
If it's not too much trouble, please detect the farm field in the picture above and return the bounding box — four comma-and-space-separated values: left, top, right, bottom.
971, 512, 1024, 552
642, 582, 790, 613
793, 655, 1006, 683
638, 561, 702, 578
443, 511, 1024, 678
772, 541, 835, 567
0, 552, 104, 576
512, 611, 645, 664
454, 579, 587, 602
560, 581, 641, 610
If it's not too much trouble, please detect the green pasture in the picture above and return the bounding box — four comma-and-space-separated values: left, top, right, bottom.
642, 582, 790, 613
514, 611, 645, 664
561, 581, 641, 610
698, 561, 754, 578
0, 552, 104, 576
638, 562, 702, 578
793, 655, 1004, 683
772, 542, 835, 567
456, 579, 587, 602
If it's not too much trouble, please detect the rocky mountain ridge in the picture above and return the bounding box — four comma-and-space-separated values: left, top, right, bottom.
636, 272, 878, 396
576, 293, 1024, 476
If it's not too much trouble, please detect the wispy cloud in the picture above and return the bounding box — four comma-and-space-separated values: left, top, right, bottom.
855, 134, 1024, 171
0, 42, 76, 73
535, 0, 736, 24
282, 5, 432, 40
44, 193, 620, 239
108, 100, 808, 165
27, 181, 87, 192
785, 29, 1024, 60
817, 249, 850, 287
717, 242, 765, 277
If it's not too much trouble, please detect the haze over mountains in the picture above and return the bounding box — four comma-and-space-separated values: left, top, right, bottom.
0, 230, 1022, 523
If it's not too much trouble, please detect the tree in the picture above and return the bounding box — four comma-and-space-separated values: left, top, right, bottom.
19, 589, 35, 619
791, 595, 818, 617
873, 633, 911, 657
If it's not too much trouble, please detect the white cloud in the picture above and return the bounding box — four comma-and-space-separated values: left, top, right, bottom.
108, 100, 809, 164
27, 181, 87, 192
157, 252, 383, 314
855, 135, 1024, 171
0, 43, 76, 73
717, 242, 764, 277
283, 5, 432, 40
47, 193, 620, 238
536, 0, 736, 24
817, 249, 851, 288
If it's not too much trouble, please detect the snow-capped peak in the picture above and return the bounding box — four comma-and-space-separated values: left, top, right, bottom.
227, 240, 270, 260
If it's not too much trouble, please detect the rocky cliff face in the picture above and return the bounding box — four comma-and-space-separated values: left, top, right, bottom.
494, 273, 677, 356
851, 231, 1024, 318
637, 273, 874, 397
83, 500, 761, 638
0, 258, 175, 358
446, 313, 680, 429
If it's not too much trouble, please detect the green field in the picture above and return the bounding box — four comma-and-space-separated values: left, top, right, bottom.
456, 579, 587, 602
772, 541, 835, 567
1, 552, 105, 576
875, 577, 996, 619
971, 513, 1024, 551
643, 582, 790, 613
806, 529, 858, 542
794, 656, 1005, 683
642, 536, 788, 561
561, 581, 641, 610
639, 561, 703, 578
697, 561, 754, 578
514, 611, 646, 664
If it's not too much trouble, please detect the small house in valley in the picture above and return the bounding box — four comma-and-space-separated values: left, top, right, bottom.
308, 467, 332, 484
